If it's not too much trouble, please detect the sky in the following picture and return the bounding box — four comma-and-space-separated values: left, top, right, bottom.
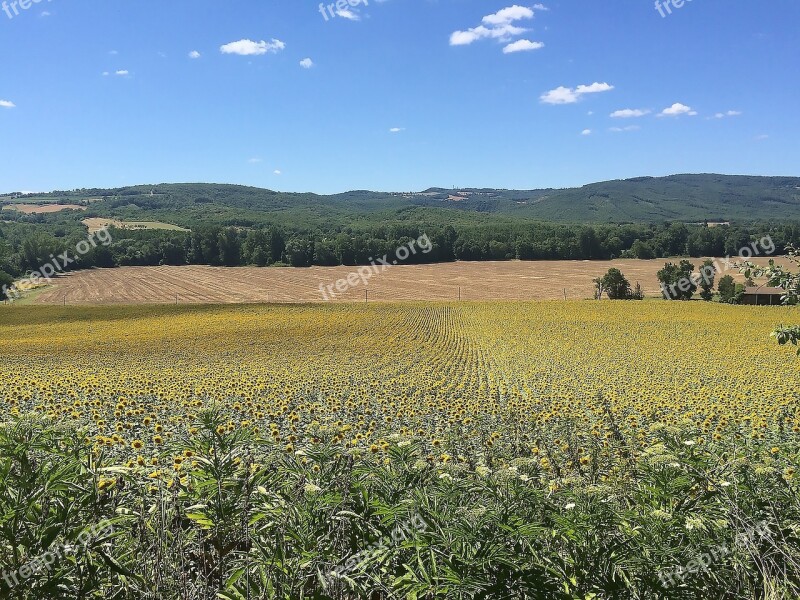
0, 0, 798, 194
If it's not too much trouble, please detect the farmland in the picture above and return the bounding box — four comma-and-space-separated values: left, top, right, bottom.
0, 301, 798, 598
0, 203, 87, 214
27, 257, 776, 305
81, 217, 190, 234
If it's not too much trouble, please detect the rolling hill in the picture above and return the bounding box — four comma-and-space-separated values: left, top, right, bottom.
2, 174, 799, 226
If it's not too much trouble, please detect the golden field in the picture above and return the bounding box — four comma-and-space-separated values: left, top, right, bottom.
1, 301, 798, 452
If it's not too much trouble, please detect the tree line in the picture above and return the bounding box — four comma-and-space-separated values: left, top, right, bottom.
1, 221, 799, 284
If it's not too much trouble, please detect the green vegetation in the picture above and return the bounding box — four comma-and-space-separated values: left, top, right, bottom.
1, 215, 799, 280
1, 410, 798, 599
699, 259, 718, 302
2, 176, 800, 278
742, 247, 800, 353
4, 174, 800, 224
593, 268, 642, 300
718, 275, 738, 304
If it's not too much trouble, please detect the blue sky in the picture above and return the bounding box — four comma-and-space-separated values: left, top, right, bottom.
0, 0, 798, 194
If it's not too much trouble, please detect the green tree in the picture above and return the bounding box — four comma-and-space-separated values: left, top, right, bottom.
218, 228, 241, 267
698, 259, 717, 301
0, 270, 14, 301
657, 260, 696, 300
717, 275, 737, 303
594, 268, 632, 300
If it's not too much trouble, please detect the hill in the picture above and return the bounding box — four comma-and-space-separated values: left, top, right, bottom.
3, 174, 800, 226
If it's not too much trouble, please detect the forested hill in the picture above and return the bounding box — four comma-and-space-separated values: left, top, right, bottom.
3, 174, 800, 226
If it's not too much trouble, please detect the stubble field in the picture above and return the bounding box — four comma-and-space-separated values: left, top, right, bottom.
27, 258, 775, 305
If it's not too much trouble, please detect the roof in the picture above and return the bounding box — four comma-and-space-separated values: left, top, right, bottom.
743, 286, 785, 295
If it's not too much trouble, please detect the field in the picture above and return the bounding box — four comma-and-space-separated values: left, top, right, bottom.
28, 258, 774, 305
0, 301, 798, 598
1, 203, 87, 214
81, 217, 190, 234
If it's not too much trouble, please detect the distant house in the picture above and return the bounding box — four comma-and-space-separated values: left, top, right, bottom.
742, 286, 786, 306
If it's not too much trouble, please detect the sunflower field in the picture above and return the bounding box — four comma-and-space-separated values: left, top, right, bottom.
0, 301, 799, 599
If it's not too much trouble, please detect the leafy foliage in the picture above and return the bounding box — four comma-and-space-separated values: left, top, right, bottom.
658, 260, 697, 301
593, 268, 640, 300
741, 245, 800, 354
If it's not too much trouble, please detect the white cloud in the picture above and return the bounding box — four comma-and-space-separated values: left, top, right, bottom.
659, 102, 697, 117
503, 39, 544, 53
450, 4, 544, 49
610, 125, 640, 132
0, 100, 16, 108
336, 8, 360, 20
389, 127, 404, 133
40, 10, 51, 17
540, 86, 578, 104
540, 82, 614, 105
610, 108, 650, 118
188, 50, 201, 59
713, 110, 742, 119
450, 24, 526, 46
299, 58, 314, 69
247, 158, 263, 164
273, 170, 282, 175
115, 70, 129, 76
755, 134, 769, 141
575, 82, 613, 95
581, 129, 592, 136
220, 39, 286, 56
482, 5, 534, 25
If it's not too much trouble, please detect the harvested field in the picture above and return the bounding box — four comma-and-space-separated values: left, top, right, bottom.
2, 203, 86, 214
81, 218, 190, 233
28, 258, 777, 305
